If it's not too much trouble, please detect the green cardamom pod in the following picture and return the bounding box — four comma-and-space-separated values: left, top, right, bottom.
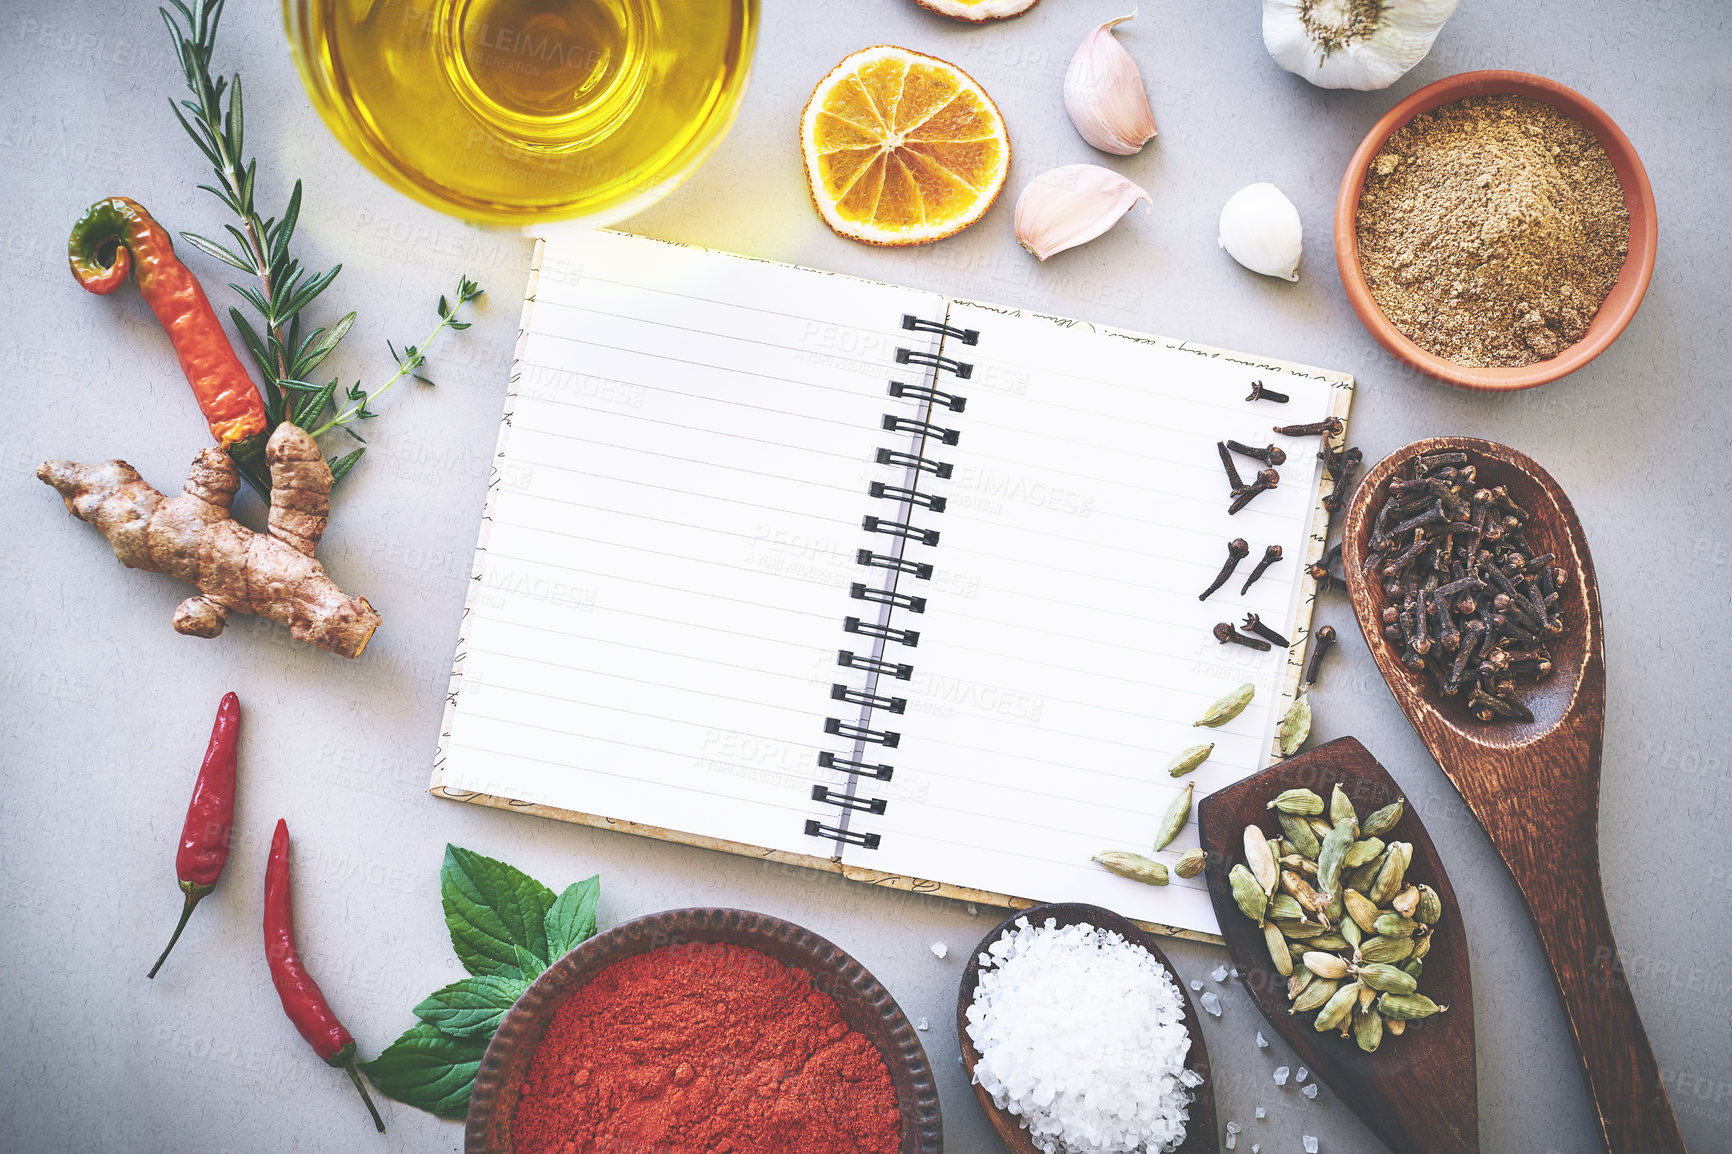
1355, 962, 1419, 995
1277, 812, 1321, 859
1279, 870, 1328, 918
1374, 912, 1420, 938
1265, 921, 1294, 977
1309, 933, 1351, 951
1267, 893, 1304, 922
1410, 932, 1433, 962
1302, 951, 1350, 980
1229, 863, 1267, 923
1401, 957, 1424, 980
1289, 941, 1309, 963
1267, 788, 1324, 815
1340, 914, 1362, 950
1357, 934, 1415, 964
1368, 841, 1409, 905
1344, 888, 1382, 936
1307, 816, 1334, 841
1415, 884, 1443, 926
1385, 1017, 1406, 1036
1329, 782, 1357, 828
1378, 992, 1447, 1020
1244, 824, 1278, 895
1278, 694, 1311, 756
1313, 980, 1361, 1031
1291, 976, 1339, 1014
1280, 854, 1319, 877
1166, 742, 1215, 777
1287, 965, 1315, 1000
1353, 1005, 1384, 1053
1360, 796, 1406, 840
1193, 682, 1254, 728
1343, 854, 1384, 895
1152, 782, 1194, 851
1275, 918, 1328, 941
1277, 838, 1298, 858
1315, 819, 1356, 901
1174, 848, 1207, 879
1392, 885, 1421, 919
1093, 850, 1169, 885
1343, 837, 1385, 869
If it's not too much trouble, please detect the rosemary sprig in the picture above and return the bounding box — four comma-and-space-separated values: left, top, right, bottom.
159, 0, 482, 494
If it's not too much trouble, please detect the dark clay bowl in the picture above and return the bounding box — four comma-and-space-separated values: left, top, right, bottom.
465, 907, 942, 1153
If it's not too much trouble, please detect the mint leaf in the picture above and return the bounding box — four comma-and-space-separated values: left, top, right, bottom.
441, 845, 557, 978
359, 1023, 488, 1118
412, 975, 528, 1038
544, 875, 601, 959
514, 945, 546, 982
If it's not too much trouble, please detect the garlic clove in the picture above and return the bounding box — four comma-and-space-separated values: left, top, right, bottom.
1218, 182, 1302, 282
1015, 164, 1151, 261
1063, 13, 1159, 155
1262, 0, 1460, 91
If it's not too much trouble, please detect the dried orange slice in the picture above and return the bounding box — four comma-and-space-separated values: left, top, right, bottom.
913, 0, 1042, 21
801, 46, 1011, 247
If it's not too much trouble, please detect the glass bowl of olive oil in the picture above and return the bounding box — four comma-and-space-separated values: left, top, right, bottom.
284, 0, 757, 225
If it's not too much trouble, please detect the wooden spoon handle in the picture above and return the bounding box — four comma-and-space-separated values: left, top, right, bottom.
1495, 813, 1687, 1153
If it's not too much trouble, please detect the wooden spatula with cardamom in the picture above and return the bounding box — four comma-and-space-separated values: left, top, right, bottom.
1341, 436, 1686, 1154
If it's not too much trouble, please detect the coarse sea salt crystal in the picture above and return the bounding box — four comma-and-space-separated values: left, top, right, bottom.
1273, 1066, 1289, 1086
1255, 1106, 1265, 1119
916, 1018, 930, 1031
1251, 1145, 1260, 1153
1201, 991, 1222, 1017
1225, 1134, 1236, 1150
1296, 1066, 1308, 1082
1191, 979, 1204, 991
1226, 1121, 1241, 1133
964, 920, 1196, 1154
1211, 964, 1229, 982
931, 942, 948, 959
1303, 1084, 1319, 1100
1256, 1031, 1268, 1048
1304, 1136, 1319, 1153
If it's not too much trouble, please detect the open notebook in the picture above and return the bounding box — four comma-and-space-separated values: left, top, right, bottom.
432, 230, 1353, 940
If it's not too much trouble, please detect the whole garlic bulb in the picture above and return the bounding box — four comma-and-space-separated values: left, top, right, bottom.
1064, 14, 1158, 155
1262, 0, 1460, 91
1218, 183, 1302, 282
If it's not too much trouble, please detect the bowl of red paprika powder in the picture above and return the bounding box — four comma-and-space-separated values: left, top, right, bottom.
465, 906, 943, 1154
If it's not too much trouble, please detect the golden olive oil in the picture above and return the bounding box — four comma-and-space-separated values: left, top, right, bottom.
284, 0, 756, 224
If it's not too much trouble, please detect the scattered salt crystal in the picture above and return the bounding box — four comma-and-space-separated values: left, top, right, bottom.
1226, 1121, 1241, 1133
1255, 1107, 1266, 1119
1273, 1066, 1289, 1086
1303, 1136, 1319, 1153
967, 903, 978, 915
964, 919, 1196, 1154
1191, 979, 1204, 991
1256, 1031, 1268, 1048
931, 942, 948, 959
1201, 991, 1222, 1017
1303, 1083, 1319, 1100
1231, 967, 1240, 977
1251, 1145, 1260, 1153
1296, 1066, 1308, 1082
916, 1017, 930, 1031
1225, 1134, 1237, 1150
1211, 964, 1229, 982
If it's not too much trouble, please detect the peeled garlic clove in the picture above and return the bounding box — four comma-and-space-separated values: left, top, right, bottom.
1262, 0, 1461, 91
1064, 13, 1158, 155
1015, 164, 1150, 261
1218, 182, 1302, 282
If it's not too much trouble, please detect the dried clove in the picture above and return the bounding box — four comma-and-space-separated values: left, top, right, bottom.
1241, 545, 1283, 594
1321, 447, 1363, 513
1226, 439, 1288, 466
1273, 417, 1343, 438
1217, 440, 1248, 495
1215, 621, 1273, 651
1305, 625, 1337, 684
1246, 380, 1290, 404
1200, 538, 1251, 600
1229, 468, 1280, 514
1242, 612, 1290, 649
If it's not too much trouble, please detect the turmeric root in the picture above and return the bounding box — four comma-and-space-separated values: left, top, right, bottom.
38, 423, 380, 658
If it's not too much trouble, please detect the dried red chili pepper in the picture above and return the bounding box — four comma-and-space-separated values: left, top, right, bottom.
67, 197, 269, 450
147, 692, 241, 980
265, 819, 386, 1133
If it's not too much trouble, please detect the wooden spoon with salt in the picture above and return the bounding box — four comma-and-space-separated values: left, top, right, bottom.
1341, 436, 1686, 1154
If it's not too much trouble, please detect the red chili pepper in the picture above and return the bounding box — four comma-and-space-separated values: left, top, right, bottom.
67, 196, 269, 449
148, 692, 241, 980
265, 819, 386, 1133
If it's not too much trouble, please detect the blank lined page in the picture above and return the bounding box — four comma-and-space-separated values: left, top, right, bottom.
437, 231, 947, 856
871, 301, 1352, 931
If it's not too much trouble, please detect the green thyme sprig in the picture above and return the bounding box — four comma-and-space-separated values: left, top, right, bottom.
159, 0, 482, 493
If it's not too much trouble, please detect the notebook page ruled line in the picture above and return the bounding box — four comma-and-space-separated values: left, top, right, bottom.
439, 230, 949, 857
874, 301, 1348, 930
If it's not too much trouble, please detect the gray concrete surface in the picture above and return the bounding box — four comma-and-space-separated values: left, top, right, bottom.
1, 1, 1727, 1152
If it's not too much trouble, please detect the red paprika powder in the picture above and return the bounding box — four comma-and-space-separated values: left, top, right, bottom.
513, 941, 901, 1154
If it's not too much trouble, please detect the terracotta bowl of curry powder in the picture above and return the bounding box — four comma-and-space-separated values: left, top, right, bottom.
465, 906, 943, 1154
1335, 70, 1657, 391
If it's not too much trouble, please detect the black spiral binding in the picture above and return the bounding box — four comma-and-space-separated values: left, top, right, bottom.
808, 315, 973, 854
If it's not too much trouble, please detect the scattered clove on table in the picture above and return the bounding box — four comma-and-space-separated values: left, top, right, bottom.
1201, 538, 1251, 599
1229, 468, 1280, 514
